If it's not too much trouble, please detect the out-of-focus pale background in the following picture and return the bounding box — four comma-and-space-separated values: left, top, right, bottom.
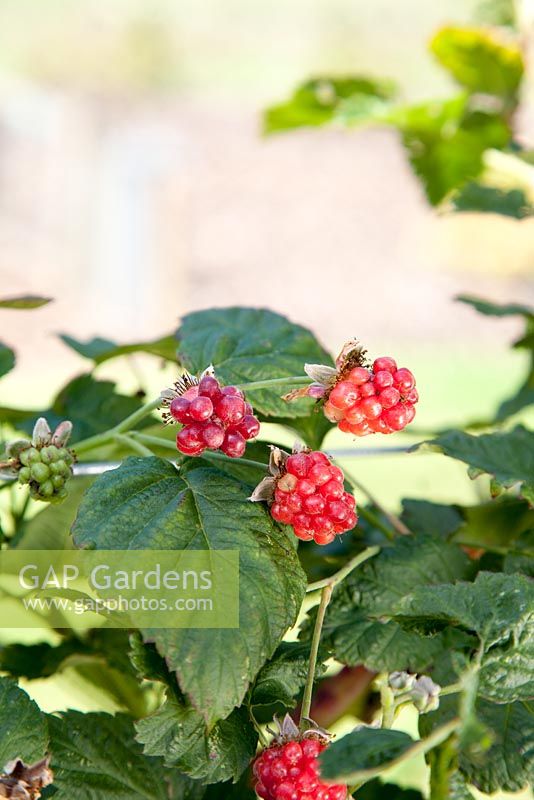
0, 0, 533, 421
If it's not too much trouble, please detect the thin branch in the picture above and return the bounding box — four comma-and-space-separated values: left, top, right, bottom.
300, 584, 333, 724
306, 546, 380, 593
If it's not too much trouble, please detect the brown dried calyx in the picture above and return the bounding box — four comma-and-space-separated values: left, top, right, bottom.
283, 340, 369, 403
266, 713, 332, 744
248, 443, 306, 504
0, 757, 53, 799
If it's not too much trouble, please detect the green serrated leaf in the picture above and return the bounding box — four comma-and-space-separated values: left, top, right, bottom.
356, 780, 424, 800
430, 26, 523, 98
72, 457, 306, 724
417, 427, 534, 505
0, 295, 52, 309
251, 641, 322, 710
48, 711, 169, 799
319, 727, 415, 782
401, 499, 463, 539
462, 699, 534, 792
0, 343, 15, 379
452, 182, 534, 218
421, 695, 534, 793
395, 572, 534, 703
264, 76, 396, 133
136, 700, 256, 783
331, 614, 450, 673
0, 677, 48, 765
60, 333, 178, 364
176, 307, 332, 419
456, 294, 534, 318
392, 96, 511, 205
303, 534, 473, 674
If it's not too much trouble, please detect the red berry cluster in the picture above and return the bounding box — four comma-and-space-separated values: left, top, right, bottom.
270, 451, 357, 545
323, 357, 418, 436
166, 374, 260, 458
253, 737, 347, 800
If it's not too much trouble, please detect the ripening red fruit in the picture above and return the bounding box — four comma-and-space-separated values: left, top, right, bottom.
169, 397, 192, 424
215, 394, 246, 425
163, 373, 261, 458
252, 729, 348, 800
221, 430, 247, 458
265, 450, 357, 545
319, 349, 418, 437
189, 396, 214, 422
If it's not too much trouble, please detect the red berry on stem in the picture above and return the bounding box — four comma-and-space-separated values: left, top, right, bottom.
237, 414, 260, 439
329, 381, 359, 410
373, 369, 394, 390
347, 366, 370, 385
379, 386, 400, 409
198, 375, 221, 401
320, 479, 344, 499
221, 430, 247, 458
189, 395, 214, 422
360, 396, 382, 420
221, 385, 244, 398
296, 478, 315, 497
271, 503, 294, 524
359, 382, 376, 398
302, 494, 326, 514
373, 356, 397, 373
286, 453, 310, 478
383, 404, 408, 431
308, 463, 332, 486
201, 422, 225, 449
177, 425, 204, 455
393, 368, 415, 391
169, 397, 191, 423
215, 395, 245, 425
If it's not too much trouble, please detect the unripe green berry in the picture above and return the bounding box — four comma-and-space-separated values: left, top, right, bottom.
26, 447, 41, 464
50, 461, 62, 475
52, 475, 65, 489
30, 463, 51, 482
39, 480, 54, 497
40, 446, 58, 464
19, 449, 31, 467
18, 467, 31, 484
57, 448, 70, 461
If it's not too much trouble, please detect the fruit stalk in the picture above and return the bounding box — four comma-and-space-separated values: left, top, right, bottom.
300, 583, 333, 725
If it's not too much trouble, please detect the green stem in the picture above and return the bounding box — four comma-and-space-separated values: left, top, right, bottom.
440, 682, 463, 698
300, 584, 333, 725
306, 546, 380, 593
341, 463, 411, 537
74, 398, 161, 454
114, 397, 161, 434
347, 718, 460, 793
131, 432, 269, 471
235, 376, 311, 391
201, 451, 269, 471
130, 432, 179, 452
113, 434, 153, 457
357, 505, 395, 542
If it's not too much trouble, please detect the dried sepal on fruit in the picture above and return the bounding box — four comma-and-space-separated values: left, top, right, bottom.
253, 714, 348, 800
0, 756, 53, 800
160, 366, 261, 458
250, 445, 357, 545
1, 418, 75, 504
285, 340, 418, 436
